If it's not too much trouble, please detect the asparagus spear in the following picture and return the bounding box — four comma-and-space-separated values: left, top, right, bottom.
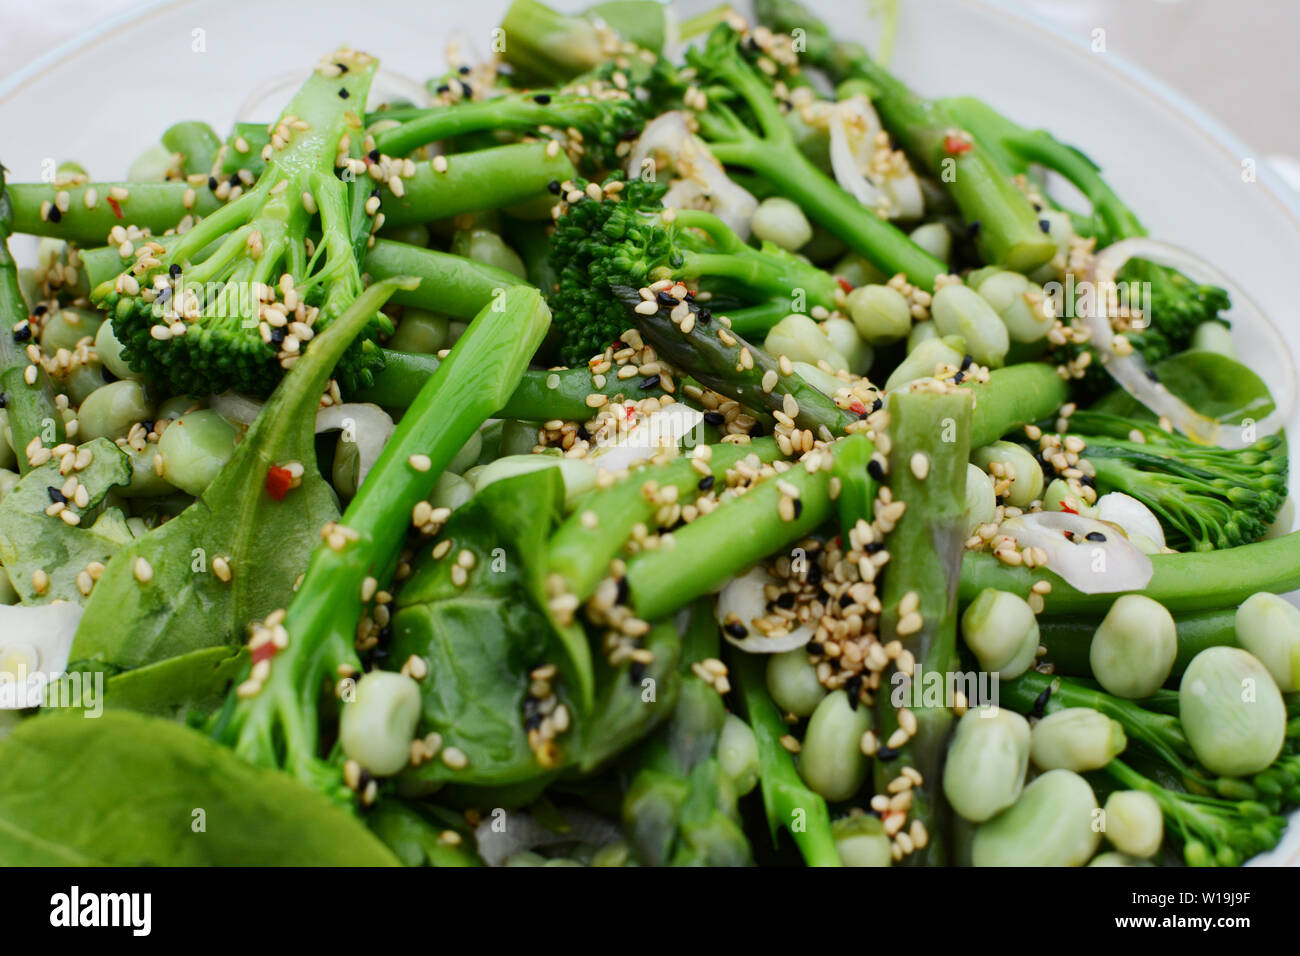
872, 387, 971, 865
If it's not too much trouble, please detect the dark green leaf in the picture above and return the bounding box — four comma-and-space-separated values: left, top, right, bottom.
58, 646, 248, 721
1090, 350, 1275, 425
0, 711, 399, 865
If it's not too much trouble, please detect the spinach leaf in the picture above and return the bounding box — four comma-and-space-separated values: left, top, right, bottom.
1091, 350, 1275, 424
391, 468, 577, 790
67, 286, 370, 670
59, 646, 248, 721
0, 437, 131, 604
0, 711, 399, 865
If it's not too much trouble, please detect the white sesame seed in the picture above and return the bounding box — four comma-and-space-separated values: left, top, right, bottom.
408, 453, 432, 472
133, 557, 153, 584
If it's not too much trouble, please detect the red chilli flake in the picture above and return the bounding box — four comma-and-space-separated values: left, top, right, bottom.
944, 135, 972, 156
836, 276, 855, 295
250, 642, 277, 665
265, 465, 293, 500
106, 196, 124, 219
849, 400, 868, 416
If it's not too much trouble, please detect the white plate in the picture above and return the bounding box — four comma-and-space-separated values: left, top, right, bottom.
2, 0, 1297, 865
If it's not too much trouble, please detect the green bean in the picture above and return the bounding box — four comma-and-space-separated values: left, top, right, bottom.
549, 438, 781, 604
364, 239, 524, 318
338, 671, 423, 776
960, 588, 1039, 679
798, 690, 872, 802
846, 283, 912, 345
1029, 707, 1127, 772
1102, 790, 1163, 859
966, 363, 1069, 447
1179, 647, 1286, 777
751, 197, 814, 252
1090, 594, 1177, 699
626, 435, 871, 622
765, 649, 827, 717
972, 440, 1043, 508
941, 706, 1030, 823
1233, 592, 1300, 692
959, 531, 1300, 616
7, 181, 225, 243
971, 769, 1101, 867
157, 410, 239, 496
831, 814, 892, 866
76, 380, 153, 442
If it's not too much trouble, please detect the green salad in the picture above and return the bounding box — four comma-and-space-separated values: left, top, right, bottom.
0, 0, 1297, 867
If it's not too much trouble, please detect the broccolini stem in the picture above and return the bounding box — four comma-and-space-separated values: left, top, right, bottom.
161, 121, 222, 179
6, 180, 225, 243
729, 651, 842, 866
546, 438, 783, 602
967, 363, 1069, 447
224, 286, 551, 783
0, 169, 65, 466
873, 388, 971, 866
1038, 608, 1237, 679
362, 238, 524, 317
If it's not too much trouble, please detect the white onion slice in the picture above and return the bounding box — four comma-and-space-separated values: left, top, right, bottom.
716, 565, 814, 653
210, 391, 263, 426
590, 403, 704, 475
0, 602, 82, 710
628, 112, 758, 238
474, 809, 623, 867
999, 512, 1153, 594
1088, 238, 1295, 449
315, 403, 396, 488
828, 97, 924, 220
1094, 491, 1166, 554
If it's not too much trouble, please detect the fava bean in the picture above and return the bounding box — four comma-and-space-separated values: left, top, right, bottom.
798, 690, 871, 802
883, 335, 965, 391
975, 270, 1053, 342
766, 648, 827, 717
764, 313, 849, 372
1090, 594, 1176, 699
717, 714, 760, 796
94, 320, 143, 381
339, 670, 423, 776
1102, 790, 1163, 859
971, 769, 1101, 867
832, 815, 892, 867
961, 588, 1039, 679
387, 308, 450, 354
751, 196, 814, 252
1180, 646, 1286, 777
1029, 707, 1126, 772
157, 409, 239, 496
77, 380, 153, 442
930, 284, 1009, 368
846, 284, 912, 346
972, 440, 1043, 508
942, 706, 1031, 823
1234, 592, 1300, 691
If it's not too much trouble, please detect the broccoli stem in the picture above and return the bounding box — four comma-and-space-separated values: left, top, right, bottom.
1038, 608, 1237, 679
753, 0, 1054, 272
362, 238, 525, 316
958, 530, 1300, 616
625, 433, 873, 621
0, 170, 65, 466
728, 651, 842, 866
161, 121, 222, 179
223, 286, 552, 785
546, 437, 783, 602
873, 388, 972, 866
379, 142, 575, 228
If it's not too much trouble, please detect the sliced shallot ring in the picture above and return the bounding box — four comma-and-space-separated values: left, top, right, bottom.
315, 403, 396, 488
0, 602, 83, 710
717, 565, 815, 653
999, 512, 1153, 594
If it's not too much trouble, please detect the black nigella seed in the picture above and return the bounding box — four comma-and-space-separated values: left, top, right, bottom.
169, 263, 182, 278
13, 324, 31, 342
792, 499, 803, 519
1146, 369, 1159, 382
208, 176, 218, 190
967, 220, 981, 237
703, 411, 725, 426
960, 354, 974, 371
576, 424, 590, 441
807, 641, 824, 655
1031, 685, 1053, 719
1081, 474, 1096, 489
436, 83, 450, 94
48, 207, 61, 223
338, 88, 350, 99
865, 542, 884, 554
616, 576, 629, 604
871, 397, 883, 412
336, 62, 348, 73
547, 179, 562, 194
0, 393, 6, 408
533, 93, 551, 104
655, 290, 678, 307
839, 592, 853, 607
228, 173, 241, 188
867, 458, 884, 481
1085, 531, 1106, 542
458, 65, 471, 75
32, 304, 47, 316
876, 745, 900, 761
47, 486, 67, 504
749, 421, 765, 437
639, 374, 661, 391
952, 371, 964, 385
775, 592, 795, 609
270, 327, 287, 345
806, 561, 821, 586
368, 149, 380, 162
724, 621, 748, 639
698, 474, 715, 492
697, 309, 711, 323
630, 661, 647, 684
460, 81, 473, 97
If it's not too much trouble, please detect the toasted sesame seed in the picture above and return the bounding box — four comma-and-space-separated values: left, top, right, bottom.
408, 453, 432, 472
213, 556, 232, 582
133, 557, 153, 584
909, 452, 930, 480
31, 569, 49, 594
441, 746, 468, 769
361, 575, 378, 601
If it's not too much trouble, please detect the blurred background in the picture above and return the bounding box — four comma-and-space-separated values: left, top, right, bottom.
3, 0, 1298, 185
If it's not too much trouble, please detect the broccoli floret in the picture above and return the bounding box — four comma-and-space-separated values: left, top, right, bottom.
90, 49, 389, 397
546, 175, 840, 364
1066, 411, 1287, 551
